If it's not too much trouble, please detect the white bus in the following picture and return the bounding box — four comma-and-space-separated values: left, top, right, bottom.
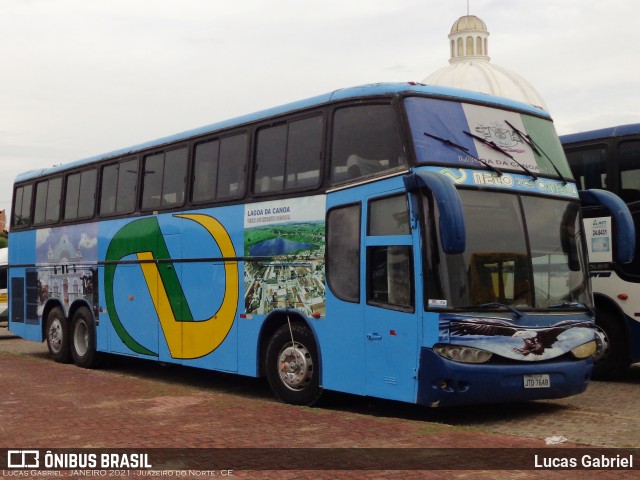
562, 124, 640, 377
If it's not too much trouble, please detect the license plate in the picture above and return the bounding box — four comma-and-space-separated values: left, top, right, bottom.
523, 374, 550, 389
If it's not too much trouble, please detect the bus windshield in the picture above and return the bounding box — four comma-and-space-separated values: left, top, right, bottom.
426, 189, 591, 310
405, 96, 573, 181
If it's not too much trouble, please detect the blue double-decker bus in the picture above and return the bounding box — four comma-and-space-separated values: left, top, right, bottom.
9, 83, 633, 406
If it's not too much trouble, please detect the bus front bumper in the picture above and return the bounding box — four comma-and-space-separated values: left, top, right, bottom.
417, 348, 593, 407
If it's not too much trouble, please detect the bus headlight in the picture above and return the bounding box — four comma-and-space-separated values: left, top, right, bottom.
434, 345, 493, 364
571, 341, 597, 359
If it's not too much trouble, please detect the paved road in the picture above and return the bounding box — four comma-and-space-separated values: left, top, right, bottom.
1, 325, 639, 479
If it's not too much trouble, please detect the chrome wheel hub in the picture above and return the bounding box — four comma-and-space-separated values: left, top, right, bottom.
278, 343, 313, 391
48, 319, 63, 353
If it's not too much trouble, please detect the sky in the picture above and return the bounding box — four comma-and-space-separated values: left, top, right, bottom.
2, 0, 639, 216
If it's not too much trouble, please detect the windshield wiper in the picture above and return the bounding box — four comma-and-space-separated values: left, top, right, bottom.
549, 302, 595, 316
463, 130, 538, 181
424, 132, 504, 177
505, 120, 568, 185
477, 302, 524, 318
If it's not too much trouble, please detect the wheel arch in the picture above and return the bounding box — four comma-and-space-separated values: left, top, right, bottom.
593, 292, 632, 361
257, 309, 321, 380
67, 299, 94, 325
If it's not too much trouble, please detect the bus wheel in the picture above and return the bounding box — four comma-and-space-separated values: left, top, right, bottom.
45, 306, 71, 363
265, 323, 322, 406
592, 309, 629, 379
71, 306, 102, 368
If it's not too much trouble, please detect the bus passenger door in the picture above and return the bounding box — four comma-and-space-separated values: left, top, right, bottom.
364, 193, 420, 403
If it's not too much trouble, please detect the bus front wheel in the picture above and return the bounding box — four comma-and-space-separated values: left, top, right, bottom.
70, 306, 103, 368
592, 309, 629, 379
265, 323, 322, 406
45, 306, 71, 363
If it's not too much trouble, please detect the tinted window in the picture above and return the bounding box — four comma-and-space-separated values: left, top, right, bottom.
12, 184, 33, 227
367, 246, 413, 309
565, 146, 608, 191
193, 133, 247, 203
330, 104, 404, 184
618, 140, 640, 203
218, 134, 247, 199
100, 158, 139, 216
326, 203, 361, 302
64, 169, 96, 221
254, 116, 323, 194
116, 159, 139, 212
368, 195, 410, 236
193, 140, 219, 203
34, 178, 62, 225
285, 116, 323, 189
100, 164, 118, 215
142, 148, 187, 209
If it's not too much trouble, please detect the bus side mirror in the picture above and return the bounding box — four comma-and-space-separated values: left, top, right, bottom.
579, 189, 636, 264
404, 171, 466, 254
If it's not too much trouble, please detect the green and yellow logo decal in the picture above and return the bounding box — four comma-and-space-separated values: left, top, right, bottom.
105, 214, 238, 359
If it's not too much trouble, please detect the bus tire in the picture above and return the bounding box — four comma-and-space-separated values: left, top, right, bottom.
265, 323, 322, 406
45, 306, 71, 363
592, 309, 629, 379
70, 306, 103, 368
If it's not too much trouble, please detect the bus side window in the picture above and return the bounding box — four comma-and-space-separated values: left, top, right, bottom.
618, 140, 640, 203
366, 195, 413, 310
326, 203, 361, 303
64, 169, 97, 221
330, 104, 405, 185
12, 184, 33, 227
254, 116, 323, 195
33, 177, 62, 225
193, 133, 248, 203
100, 158, 139, 216
217, 133, 247, 199
142, 148, 187, 210
565, 146, 607, 191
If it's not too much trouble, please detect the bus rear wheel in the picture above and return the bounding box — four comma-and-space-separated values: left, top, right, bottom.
265, 323, 322, 406
71, 306, 103, 368
592, 308, 629, 379
45, 306, 71, 363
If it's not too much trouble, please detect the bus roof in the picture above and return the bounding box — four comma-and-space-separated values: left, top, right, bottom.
15, 82, 550, 183
560, 123, 640, 145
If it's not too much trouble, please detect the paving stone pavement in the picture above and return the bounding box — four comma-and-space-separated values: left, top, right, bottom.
1, 326, 638, 480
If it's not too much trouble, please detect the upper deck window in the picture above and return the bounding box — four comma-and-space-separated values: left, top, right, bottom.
330, 104, 405, 185
33, 177, 62, 225
142, 148, 188, 210
100, 158, 139, 216
12, 184, 33, 227
64, 169, 97, 221
254, 115, 323, 194
193, 133, 247, 203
